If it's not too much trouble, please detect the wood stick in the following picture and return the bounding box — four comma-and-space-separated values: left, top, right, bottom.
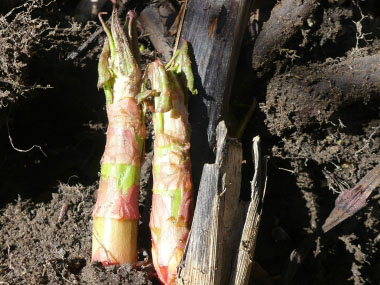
139, 3, 177, 62
322, 163, 380, 232
230, 136, 267, 285
252, 0, 320, 72
179, 0, 253, 187
177, 121, 244, 285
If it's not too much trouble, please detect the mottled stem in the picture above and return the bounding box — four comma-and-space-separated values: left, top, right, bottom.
92, 9, 145, 266
140, 42, 196, 284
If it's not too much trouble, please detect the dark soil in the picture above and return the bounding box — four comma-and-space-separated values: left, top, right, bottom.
0, 183, 152, 284
0, 0, 380, 284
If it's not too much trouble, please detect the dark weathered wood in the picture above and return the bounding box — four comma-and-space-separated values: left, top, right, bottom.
179, 0, 253, 187
252, 0, 320, 72
230, 136, 267, 285
177, 121, 244, 285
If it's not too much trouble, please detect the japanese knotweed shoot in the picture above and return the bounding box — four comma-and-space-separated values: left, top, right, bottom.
92, 9, 145, 266
139, 41, 196, 284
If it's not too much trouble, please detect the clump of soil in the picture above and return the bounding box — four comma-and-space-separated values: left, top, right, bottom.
263, 44, 380, 137
247, 1, 380, 284
0, 1, 156, 283
0, 183, 152, 284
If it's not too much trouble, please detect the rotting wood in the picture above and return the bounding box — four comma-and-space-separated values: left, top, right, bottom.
177, 121, 243, 285
230, 136, 267, 285
179, 0, 253, 188
252, 0, 320, 72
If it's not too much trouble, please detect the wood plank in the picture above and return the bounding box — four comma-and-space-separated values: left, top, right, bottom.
179, 0, 253, 187
177, 121, 243, 285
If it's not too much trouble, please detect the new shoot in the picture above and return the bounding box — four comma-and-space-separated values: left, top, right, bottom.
139, 41, 197, 284
92, 9, 145, 265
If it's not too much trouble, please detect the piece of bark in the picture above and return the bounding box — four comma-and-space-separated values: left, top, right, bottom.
322, 163, 380, 232
139, 3, 177, 62
263, 52, 380, 136
179, 0, 253, 188
252, 0, 320, 72
230, 136, 267, 285
75, 0, 109, 22
177, 121, 244, 285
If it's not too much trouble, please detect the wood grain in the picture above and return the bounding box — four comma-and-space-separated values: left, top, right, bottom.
179, 0, 253, 187
230, 136, 267, 285
177, 121, 243, 285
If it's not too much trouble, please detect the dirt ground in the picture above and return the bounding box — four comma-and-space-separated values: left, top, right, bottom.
0, 0, 380, 284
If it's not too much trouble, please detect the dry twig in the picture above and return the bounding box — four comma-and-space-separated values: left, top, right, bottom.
323, 164, 380, 232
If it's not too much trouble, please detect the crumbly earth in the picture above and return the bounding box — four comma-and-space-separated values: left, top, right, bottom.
0, 0, 96, 107
1, 0, 380, 284
0, 183, 152, 284
233, 1, 380, 284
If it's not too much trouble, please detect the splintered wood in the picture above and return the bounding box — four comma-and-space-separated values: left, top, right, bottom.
177, 122, 243, 285
230, 137, 267, 285
176, 122, 266, 285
